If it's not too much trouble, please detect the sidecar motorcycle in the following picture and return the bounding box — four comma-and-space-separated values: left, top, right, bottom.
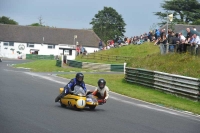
58, 86, 99, 110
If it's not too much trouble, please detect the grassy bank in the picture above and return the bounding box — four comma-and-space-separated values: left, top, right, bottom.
76, 42, 159, 64
78, 43, 200, 78
128, 52, 200, 78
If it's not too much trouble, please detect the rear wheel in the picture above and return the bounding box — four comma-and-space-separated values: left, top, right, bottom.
89, 105, 96, 110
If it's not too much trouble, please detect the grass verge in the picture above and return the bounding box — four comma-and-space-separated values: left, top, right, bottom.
13, 60, 91, 72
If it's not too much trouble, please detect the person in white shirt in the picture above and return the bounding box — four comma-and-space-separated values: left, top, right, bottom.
178, 32, 186, 41
92, 79, 109, 103
191, 34, 200, 54
191, 34, 200, 46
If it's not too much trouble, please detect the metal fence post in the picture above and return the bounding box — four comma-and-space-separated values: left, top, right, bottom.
160, 44, 164, 54
124, 63, 127, 74
166, 44, 169, 53
61, 55, 64, 67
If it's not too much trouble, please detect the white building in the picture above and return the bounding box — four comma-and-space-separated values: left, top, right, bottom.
0, 24, 102, 60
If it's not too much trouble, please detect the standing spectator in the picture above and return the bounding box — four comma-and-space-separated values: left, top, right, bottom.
172, 33, 180, 52
99, 40, 103, 50
167, 29, 174, 44
177, 39, 185, 53
185, 28, 193, 53
148, 31, 153, 42
178, 32, 186, 41
190, 34, 200, 54
186, 28, 193, 43
80, 45, 84, 54
155, 29, 160, 40
172, 33, 180, 44
160, 29, 165, 39
159, 33, 167, 54
76, 45, 80, 56
160, 33, 167, 44
167, 30, 174, 52
80, 45, 87, 55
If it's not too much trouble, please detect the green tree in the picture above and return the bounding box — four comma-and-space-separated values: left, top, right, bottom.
90, 7, 126, 43
0, 16, 18, 25
154, 0, 200, 26
192, 19, 200, 25
29, 23, 42, 26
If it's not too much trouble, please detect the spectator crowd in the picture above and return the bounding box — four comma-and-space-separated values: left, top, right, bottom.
98, 26, 200, 55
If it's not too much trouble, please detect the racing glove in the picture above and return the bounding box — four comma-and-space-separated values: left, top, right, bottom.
103, 99, 106, 103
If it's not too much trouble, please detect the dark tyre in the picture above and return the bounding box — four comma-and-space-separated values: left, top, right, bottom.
74, 105, 82, 111
60, 101, 66, 107
89, 105, 96, 110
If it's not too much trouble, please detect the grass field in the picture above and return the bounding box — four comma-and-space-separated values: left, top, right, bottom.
14, 60, 91, 72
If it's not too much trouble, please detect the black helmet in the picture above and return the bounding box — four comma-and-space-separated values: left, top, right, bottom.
76, 73, 84, 83
98, 79, 106, 89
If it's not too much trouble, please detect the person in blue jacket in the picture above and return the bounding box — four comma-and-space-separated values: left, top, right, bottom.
155, 29, 161, 40
55, 73, 87, 102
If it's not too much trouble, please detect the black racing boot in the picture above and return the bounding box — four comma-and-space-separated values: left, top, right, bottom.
55, 91, 65, 102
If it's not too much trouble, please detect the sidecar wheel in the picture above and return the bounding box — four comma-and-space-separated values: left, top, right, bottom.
89, 105, 96, 110
60, 101, 66, 107
74, 106, 81, 111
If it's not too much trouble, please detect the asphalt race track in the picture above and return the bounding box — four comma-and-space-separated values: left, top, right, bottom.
0, 59, 200, 133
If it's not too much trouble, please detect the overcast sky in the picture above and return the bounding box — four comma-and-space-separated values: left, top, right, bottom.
0, 0, 165, 37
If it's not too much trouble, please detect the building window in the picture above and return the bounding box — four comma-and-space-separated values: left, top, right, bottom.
3, 42, 14, 46
27, 43, 34, 48
69, 50, 72, 55
3, 42, 9, 46
64, 50, 72, 55
64, 50, 69, 55
48, 45, 55, 49
9, 42, 14, 46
